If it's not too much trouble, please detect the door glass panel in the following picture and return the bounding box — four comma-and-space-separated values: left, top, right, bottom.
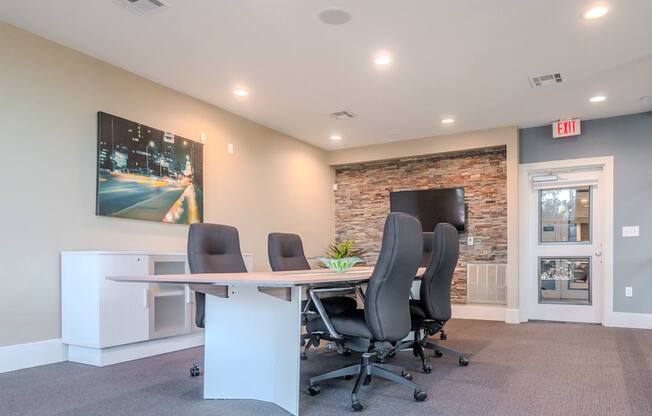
539, 186, 590, 243
538, 257, 591, 305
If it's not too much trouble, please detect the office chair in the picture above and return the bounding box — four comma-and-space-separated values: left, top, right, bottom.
267, 232, 358, 359
306, 213, 427, 412
420, 231, 434, 267
187, 223, 248, 376
401, 223, 468, 373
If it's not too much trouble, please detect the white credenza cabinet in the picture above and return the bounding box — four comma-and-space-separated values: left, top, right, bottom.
61, 251, 253, 366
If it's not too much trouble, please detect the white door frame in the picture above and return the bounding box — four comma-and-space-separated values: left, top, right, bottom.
518, 156, 614, 324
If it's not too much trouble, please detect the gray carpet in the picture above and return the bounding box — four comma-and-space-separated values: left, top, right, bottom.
1, 320, 651, 416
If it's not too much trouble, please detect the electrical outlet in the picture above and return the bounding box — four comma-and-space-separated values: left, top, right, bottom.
199, 132, 206, 143
467, 236, 474, 246
625, 287, 633, 297
332, 183, 338, 191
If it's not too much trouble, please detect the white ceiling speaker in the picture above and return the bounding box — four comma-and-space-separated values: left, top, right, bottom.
318, 8, 352, 25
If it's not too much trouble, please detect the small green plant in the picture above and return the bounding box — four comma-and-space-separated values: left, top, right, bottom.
317, 240, 366, 272
325, 240, 365, 259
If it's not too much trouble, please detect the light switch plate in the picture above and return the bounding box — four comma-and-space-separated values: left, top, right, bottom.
622, 226, 639, 237
199, 132, 206, 143
625, 287, 633, 297
227, 143, 234, 154
332, 184, 338, 191
467, 236, 474, 246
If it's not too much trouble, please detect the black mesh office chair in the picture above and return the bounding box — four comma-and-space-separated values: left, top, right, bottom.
305, 213, 427, 412
267, 232, 358, 359
187, 223, 248, 376
403, 223, 469, 373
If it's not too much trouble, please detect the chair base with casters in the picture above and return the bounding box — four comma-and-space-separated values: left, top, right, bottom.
307, 346, 427, 412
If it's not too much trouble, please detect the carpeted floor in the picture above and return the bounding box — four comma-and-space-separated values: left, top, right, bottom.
1, 319, 651, 416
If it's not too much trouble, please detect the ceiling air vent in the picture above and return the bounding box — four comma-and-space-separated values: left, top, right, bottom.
114, 0, 166, 15
528, 73, 563, 87
329, 110, 356, 120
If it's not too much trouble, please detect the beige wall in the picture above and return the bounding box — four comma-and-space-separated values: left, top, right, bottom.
328, 126, 521, 321
0, 23, 335, 347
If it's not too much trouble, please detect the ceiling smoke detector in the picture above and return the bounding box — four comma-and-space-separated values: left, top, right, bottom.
329, 110, 356, 120
114, 0, 166, 15
318, 8, 352, 26
528, 73, 563, 87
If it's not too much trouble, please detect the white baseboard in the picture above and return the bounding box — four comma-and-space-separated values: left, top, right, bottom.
452, 304, 506, 321
603, 311, 652, 330
68, 332, 205, 367
0, 338, 68, 374
504, 308, 520, 324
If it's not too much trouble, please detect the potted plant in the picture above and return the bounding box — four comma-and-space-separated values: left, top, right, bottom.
318, 240, 366, 272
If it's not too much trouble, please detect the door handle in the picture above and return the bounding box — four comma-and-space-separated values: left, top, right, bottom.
595, 251, 602, 257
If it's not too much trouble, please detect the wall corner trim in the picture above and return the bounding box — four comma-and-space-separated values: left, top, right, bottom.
504, 308, 521, 324
0, 338, 68, 374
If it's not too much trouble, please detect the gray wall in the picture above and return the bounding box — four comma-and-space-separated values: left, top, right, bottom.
519, 112, 652, 314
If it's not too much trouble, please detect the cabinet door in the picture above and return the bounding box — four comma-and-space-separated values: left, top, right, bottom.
99, 255, 150, 348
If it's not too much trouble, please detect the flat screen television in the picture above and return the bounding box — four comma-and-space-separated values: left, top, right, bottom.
390, 188, 466, 232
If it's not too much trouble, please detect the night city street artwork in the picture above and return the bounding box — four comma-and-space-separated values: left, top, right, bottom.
96, 112, 203, 224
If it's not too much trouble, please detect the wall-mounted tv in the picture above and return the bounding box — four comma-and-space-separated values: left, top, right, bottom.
390, 188, 466, 232
96, 112, 203, 224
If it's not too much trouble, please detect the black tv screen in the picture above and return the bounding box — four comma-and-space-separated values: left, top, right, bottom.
390, 188, 465, 232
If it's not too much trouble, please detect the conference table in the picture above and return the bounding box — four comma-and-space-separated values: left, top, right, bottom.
109, 266, 425, 415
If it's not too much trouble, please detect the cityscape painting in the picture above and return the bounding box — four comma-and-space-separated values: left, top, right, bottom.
96, 112, 204, 224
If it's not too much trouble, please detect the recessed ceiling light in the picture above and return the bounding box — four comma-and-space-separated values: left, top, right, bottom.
441, 118, 455, 124
330, 135, 342, 141
584, 6, 608, 19
374, 54, 392, 65
233, 89, 249, 97
589, 95, 606, 103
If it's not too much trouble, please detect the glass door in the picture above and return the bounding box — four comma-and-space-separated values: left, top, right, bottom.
529, 177, 604, 323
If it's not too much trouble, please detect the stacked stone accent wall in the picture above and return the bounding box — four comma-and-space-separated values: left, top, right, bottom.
334, 146, 507, 303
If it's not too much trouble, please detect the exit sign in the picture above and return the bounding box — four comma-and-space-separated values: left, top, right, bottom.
553, 118, 581, 138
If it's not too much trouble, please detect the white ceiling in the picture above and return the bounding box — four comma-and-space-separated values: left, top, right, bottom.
1, 0, 651, 150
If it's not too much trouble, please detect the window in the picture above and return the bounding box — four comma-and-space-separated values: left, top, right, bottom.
539, 186, 590, 243
538, 257, 591, 305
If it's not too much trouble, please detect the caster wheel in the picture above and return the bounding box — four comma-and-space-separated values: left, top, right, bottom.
300, 352, 309, 360
440, 332, 448, 340
422, 364, 432, 374
401, 371, 413, 380
414, 390, 428, 402
434, 350, 443, 358
307, 385, 320, 396
343, 375, 354, 380
300, 338, 306, 347
363, 375, 372, 385
352, 400, 364, 412
387, 351, 396, 358
190, 365, 201, 377
459, 357, 469, 367
338, 350, 351, 357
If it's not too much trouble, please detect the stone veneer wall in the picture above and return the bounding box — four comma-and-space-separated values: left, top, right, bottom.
334, 146, 507, 303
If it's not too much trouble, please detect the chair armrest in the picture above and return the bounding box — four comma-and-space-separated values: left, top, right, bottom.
308, 286, 356, 340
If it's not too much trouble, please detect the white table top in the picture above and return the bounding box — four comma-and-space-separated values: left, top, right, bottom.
108, 266, 426, 287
